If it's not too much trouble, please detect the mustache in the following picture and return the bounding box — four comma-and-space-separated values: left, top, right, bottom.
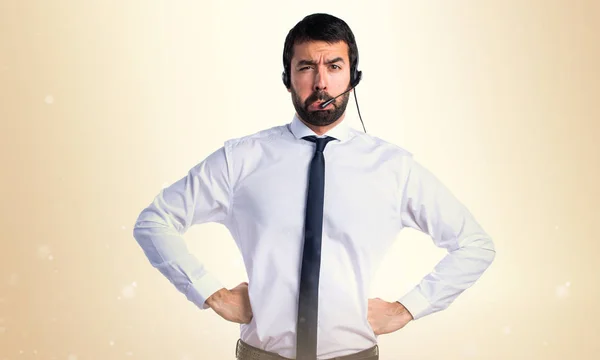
304, 91, 334, 108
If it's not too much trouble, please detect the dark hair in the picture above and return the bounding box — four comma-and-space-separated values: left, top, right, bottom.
282, 13, 359, 86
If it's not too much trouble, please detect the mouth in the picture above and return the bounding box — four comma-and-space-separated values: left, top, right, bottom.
308, 101, 333, 111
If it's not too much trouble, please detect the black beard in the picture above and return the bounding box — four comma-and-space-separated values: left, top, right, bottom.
291, 87, 350, 127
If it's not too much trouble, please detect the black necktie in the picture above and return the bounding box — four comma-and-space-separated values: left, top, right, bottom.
296, 135, 336, 360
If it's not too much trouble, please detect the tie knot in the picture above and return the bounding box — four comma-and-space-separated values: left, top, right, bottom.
302, 135, 336, 152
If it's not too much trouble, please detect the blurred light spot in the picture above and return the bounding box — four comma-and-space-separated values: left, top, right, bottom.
109, 340, 115, 346
503, 325, 511, 335
37, 245, 52, 259
125, 351, 133, 356
132, 281, 137, 288
556, 283, 570, 298
0, 326, 6, 334
67, 354, 77, 360
45, 95, 54, 104
122, 285, 136, 299
121, 225, 127, 230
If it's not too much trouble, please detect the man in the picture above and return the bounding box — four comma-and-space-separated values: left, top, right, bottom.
133, 13, 496, 360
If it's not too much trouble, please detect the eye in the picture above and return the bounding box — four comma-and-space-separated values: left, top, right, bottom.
330, 64, 341, 70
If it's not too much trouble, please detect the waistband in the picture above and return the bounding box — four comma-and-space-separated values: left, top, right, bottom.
235, 339, 379, 360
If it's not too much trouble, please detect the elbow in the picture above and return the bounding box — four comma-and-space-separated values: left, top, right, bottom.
481, 235, 496, 267
459, 233, 496, 267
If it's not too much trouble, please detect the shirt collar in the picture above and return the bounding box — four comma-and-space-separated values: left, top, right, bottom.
289, 113, 351, 142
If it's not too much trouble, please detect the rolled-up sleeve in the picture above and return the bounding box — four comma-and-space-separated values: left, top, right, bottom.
397, 156, 496, 320
132, 146, 232, 310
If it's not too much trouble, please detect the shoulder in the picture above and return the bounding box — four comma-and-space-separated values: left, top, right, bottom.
348, 127, 414, 159
223, 124, 290, 151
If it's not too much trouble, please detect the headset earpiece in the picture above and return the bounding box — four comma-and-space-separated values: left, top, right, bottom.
282, 69, 291, 89
351, 69, 362, 88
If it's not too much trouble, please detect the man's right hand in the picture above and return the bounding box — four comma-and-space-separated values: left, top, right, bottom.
205, 282, 253, 324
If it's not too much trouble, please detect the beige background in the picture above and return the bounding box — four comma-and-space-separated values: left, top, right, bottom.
1, 0, 599, 359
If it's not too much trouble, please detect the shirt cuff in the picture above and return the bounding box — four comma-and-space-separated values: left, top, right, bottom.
186, 272, 226, 310
397, 287, 432, 320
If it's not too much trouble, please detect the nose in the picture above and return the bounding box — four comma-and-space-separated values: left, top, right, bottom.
313, 67, 328, 92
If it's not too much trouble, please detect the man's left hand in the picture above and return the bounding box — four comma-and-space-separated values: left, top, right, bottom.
367, 298, 414, 335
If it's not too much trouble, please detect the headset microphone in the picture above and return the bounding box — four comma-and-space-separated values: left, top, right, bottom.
319, 86, 356, 109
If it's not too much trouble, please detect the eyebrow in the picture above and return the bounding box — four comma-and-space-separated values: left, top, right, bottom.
296, 57, 345, 67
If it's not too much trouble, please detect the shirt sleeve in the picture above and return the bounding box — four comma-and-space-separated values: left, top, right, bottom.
132, 146, 232, 310
396, 156, 496, 320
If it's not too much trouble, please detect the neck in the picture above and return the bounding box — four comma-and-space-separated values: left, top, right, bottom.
298, 113, 346, 136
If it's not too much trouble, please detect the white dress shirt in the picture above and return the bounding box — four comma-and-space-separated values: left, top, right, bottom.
133, 114, 496, 359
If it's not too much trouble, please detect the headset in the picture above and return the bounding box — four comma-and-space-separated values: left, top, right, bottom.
282, 50, 366, 133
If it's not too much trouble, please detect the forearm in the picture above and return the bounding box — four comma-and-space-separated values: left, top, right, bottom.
399, 235, 496, 319
133, 219, 224, 310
